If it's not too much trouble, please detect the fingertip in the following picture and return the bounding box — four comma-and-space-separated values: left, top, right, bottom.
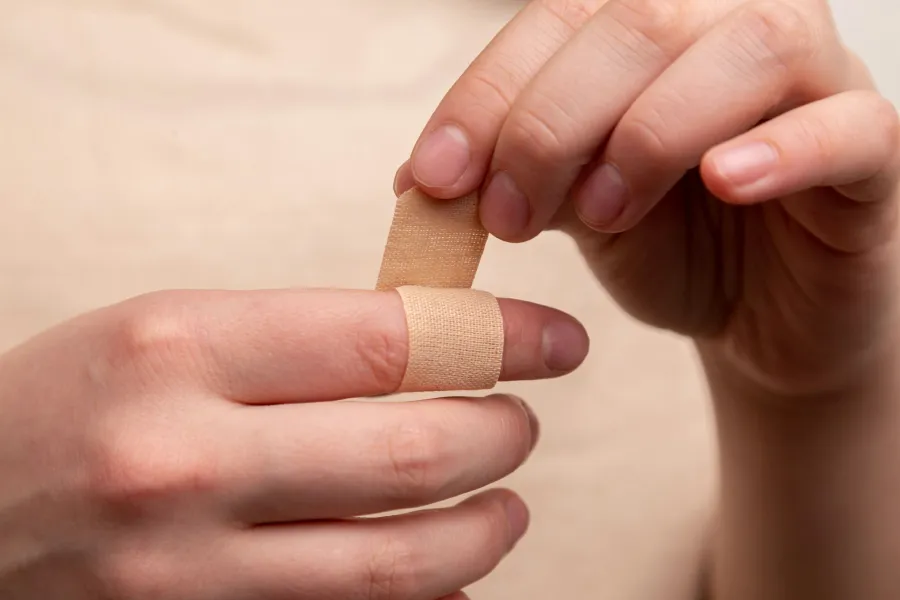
698, 156, 733, 200
462, 488, 530, 546
462, 487, 520, 506
516, 395, 541, 452
574, 207, 633, 234
541, 316, 590, 373
702, 139, 784, 206
410, 123, 484, 199
699, 152, 759, 206
574, 162, 630, 232
497, 299, 589, 380
483, 393, 541, 454
393, 160, 415, 197
502, 492, 530, 544
479, 171, 536, 243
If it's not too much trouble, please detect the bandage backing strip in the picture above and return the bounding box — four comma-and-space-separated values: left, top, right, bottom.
375, 188, 503, 392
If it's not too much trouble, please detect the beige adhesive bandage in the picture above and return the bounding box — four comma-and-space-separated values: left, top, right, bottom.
376, 190, 488, 290
375, 188, 504, 392
395, 286, 503, 392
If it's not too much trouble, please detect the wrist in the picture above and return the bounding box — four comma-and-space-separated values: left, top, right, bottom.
698, 335, 900, 599
695, 317, 900, 404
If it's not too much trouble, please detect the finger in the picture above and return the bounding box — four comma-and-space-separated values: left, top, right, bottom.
703, 91, 900, 253
575, 1, 849, 233
402, 0, 598, 198
227, 393, 538, 523
482, 0, 722, 241
702, 90, 900, 205
227, 489, 528, 600
113, 289, 588, 403
394, 160, 415, 197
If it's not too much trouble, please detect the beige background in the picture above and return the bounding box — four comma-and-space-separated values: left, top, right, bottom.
0, 1, 895, 598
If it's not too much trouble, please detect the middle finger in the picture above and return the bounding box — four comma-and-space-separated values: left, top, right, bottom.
481, 0, 727, 241
403, 0, 604, 199
225, 393, 538, 524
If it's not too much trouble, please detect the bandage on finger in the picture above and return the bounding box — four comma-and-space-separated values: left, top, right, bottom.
375, 188, 504, 393
395, 286, 503, 393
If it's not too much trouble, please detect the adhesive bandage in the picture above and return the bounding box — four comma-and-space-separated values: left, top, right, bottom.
375, 188, 504, 392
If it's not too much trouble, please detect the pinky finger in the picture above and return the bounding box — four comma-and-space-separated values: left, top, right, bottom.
701, 90, 900, 205
230, 489, 527, 600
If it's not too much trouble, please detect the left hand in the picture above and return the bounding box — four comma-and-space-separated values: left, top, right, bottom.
395, 0, 900, 396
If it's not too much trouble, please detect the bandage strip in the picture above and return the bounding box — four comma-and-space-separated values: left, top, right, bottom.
375, 188, 504, 392
376, 190, 488, 290
395, 286, 503, 392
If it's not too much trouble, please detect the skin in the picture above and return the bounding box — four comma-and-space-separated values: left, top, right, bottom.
0, 288, 589, 599
396, 0, 900, 597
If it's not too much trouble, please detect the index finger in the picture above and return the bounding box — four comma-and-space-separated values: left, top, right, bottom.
121, 289, 589, 404
403, 0, 597, 198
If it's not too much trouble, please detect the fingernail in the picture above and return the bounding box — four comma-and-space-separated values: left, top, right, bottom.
393, 160, 414, 197
411, 124, 471, 188
501, 394, 540, 452
710, 141, 779, 187
504, 496, 530, 546
576, 163, 628, 228
481, 171, 531, 239
521, 400, 540, 452
542, 319, 589, 373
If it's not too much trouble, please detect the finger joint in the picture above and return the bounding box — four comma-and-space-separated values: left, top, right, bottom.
537, 0, 604, 33
354, 326, 408, 394
607, 0, 694, 61
738, 1, 819, 73
365, 536, 417, 600
506, 100, 579, 167
383, 419, 446, 503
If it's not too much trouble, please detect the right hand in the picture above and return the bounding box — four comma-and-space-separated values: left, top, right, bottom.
0, 288, 588, 600
396, 0, 900, 397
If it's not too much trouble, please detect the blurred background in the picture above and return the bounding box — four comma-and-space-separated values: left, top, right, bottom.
0, 1, 896, 598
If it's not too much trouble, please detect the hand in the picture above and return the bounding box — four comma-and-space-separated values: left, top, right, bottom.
396, 0, 900, 396
0, 288, 588, 600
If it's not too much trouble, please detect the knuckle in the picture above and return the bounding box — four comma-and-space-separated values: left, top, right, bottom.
617, 0, 684, 23
504, 101, 576, 166
615, 110, 673, 165
354, 325, 408, 393
383, 419, 445, 502
461, 64, 519, 121
537, 0, 604, 32
105, 293, 203, 378
738, 1, 819, 70
86, 429, 219, 525
445, 64, 520, 141
365, 536, 418, 600
608, 0, 692, 58
794, 114, 837, 164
